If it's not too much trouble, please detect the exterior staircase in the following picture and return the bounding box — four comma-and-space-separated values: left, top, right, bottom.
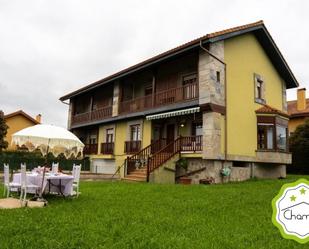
122, 167, 147, 182
123, 138, 182, 183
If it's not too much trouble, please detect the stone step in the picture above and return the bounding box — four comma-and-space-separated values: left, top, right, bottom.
126, 173, 147, 179
128, 170, 147, 176
122, 177, 146, 182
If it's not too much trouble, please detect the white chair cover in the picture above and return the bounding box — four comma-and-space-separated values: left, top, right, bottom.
72, 164, 81, 197
20, 163, 27, 188
4, 163, 9, 185
52, 162, 59, 174
72, 164, 81, 183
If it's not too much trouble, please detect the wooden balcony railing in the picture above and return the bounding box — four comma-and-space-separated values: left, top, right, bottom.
119, 83, 198, 114
72, 106, 112, 126
84, 144, 98, 155
124, 140, 141, 154
181, 135, 203, 152
101, 142, 114, 155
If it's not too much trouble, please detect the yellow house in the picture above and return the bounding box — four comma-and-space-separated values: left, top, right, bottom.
60, 20, 298, 183
4, 110, 41, 150
287, 88, 309, 133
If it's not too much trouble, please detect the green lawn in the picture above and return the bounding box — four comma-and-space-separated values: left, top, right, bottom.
0, 176, 308, 249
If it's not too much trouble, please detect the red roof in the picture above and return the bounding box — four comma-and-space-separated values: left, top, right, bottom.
60, 20, 298, 101
287, 99, 309, 118
4, 110, 40, 124
255, 104, 289, 118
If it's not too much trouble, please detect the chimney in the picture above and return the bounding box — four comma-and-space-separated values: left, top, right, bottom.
36, 114, 42, 123
297, 88, 306, 111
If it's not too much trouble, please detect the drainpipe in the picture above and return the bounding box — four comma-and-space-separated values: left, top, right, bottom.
199, 40, 227, 163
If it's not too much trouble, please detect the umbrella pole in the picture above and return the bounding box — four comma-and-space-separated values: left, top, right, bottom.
38, 141, 50, 202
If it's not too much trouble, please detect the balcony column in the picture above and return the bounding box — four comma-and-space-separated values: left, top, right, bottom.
152, 70, 156, 107
68, 99, 73, 129
112, 81, 120, 117
89, 96, 93, 120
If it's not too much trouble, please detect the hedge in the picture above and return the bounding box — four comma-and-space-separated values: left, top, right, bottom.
0, 150, 90, 172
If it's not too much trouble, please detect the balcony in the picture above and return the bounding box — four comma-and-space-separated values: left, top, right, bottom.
119, 83, 198, 114
180, 135, 203, 152
101, 142, 114, 155
84, 144, 98, 155
72, 106, 112, 126
124, 140, 142, 154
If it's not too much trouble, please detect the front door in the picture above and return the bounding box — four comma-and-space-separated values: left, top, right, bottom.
166, 124, 175, 143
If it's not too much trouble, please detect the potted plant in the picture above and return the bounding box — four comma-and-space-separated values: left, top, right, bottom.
177, 158, 191, 185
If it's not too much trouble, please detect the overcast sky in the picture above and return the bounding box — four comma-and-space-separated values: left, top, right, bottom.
1, 0, 308, 127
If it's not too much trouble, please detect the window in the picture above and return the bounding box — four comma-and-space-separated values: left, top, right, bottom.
144, 85, 153, 96
216, 71, 220, 83
257, 116, 288, 152
183, 73, 197, 99
276, 125, 287, 151
183, 73, 197, 85
254, 74, 265, 104
256, 80, 262, 99
106, 128, 114, 143
130, 124, 141, 141
257, 124, 274, 150
192, 122, 203, 136
89, 135, 97, 144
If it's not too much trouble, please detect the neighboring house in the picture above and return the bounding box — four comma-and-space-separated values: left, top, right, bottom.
287, 88, 309, 133
4, 110, 41, 150
60, 20, 298, 183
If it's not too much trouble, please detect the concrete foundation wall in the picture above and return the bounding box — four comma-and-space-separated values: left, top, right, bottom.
176, 158, 286, 184
149, 155, 178, 184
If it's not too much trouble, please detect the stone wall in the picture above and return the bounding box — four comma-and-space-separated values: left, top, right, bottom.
203, 112, 223, 159
253, 163, 286, 179
176, 158, 287, 185
198, 41, 225, 161
149, 155, 177, 184
198, 41, 225, 106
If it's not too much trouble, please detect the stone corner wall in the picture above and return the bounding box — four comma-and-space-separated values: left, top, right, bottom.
198, 41, 225, 106
202, 112, 224, 159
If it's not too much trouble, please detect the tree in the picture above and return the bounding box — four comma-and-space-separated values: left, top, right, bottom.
0, 110, 8, 152
289, 118, 309, 174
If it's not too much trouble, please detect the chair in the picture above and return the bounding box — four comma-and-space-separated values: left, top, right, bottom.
20, 163, 40, 203
72, 164, 81, 197
52, 162, 59, 174
3, 164, 21, 197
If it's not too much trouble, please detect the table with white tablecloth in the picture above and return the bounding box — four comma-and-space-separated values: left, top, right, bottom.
12, 172, 74, 196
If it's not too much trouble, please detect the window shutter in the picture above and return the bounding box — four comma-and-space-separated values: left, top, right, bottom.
261, 76, 266, 100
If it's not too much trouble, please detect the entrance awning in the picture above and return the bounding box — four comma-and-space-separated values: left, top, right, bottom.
146, 107, 200, 120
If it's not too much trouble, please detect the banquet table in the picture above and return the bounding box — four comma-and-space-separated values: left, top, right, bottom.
12, 172, 74, 197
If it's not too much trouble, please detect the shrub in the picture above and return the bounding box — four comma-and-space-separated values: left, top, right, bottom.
0, 150, 90, 172
0, 110, 8, 152
288, 118, 309, 174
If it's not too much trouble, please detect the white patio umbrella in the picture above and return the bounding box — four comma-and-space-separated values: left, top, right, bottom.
11, 124, 84, 200
12, 124, 84, 159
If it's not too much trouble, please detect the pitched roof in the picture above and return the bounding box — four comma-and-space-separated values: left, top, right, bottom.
60, 20, 298, 101
255, 104, 289, 118
287, 99, 309, 118
4, 110, 40, 124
